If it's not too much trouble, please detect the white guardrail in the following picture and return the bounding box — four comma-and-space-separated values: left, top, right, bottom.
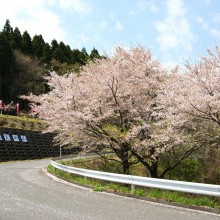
51, 159, 220, 197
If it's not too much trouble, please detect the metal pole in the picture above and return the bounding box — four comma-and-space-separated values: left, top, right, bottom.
60, 144, 62, 161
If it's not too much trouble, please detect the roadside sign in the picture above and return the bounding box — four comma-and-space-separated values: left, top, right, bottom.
3, 134, 11, 141
20, 135, 27, 142
12, 135, 19, 142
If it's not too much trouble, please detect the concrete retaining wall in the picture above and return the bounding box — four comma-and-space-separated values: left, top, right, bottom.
0, 128, 77, 162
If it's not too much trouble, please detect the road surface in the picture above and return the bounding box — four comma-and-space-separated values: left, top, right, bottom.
0, 159, 219, 220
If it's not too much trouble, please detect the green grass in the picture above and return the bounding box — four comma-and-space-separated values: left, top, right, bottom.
0, 114, 46, 131
47, 164, 220, 209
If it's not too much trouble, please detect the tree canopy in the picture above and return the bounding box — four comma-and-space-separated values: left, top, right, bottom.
22, 46, 214, 178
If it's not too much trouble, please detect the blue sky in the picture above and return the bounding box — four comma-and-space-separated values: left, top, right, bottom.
1, 0, 220, 66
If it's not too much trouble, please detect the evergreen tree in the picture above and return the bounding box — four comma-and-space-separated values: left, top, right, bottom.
41, 43, 52, 63
2, 19, 13, 33
81, 47, 89, 64
21, 31, 32, 55
0, 33, 14, 101
32, 34, 45, 59
2, 19, 13, 41
59, 42, 72, 64
90, 48, 101, 60
11, 27, 22, 49
52, 42, 72, 64
51, 39, 58, 54
0, 34, 13, 75
72, 49, 83, 65
52, 47, 63, 63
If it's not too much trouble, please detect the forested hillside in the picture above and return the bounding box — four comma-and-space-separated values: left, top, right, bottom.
0, 19, 103, 110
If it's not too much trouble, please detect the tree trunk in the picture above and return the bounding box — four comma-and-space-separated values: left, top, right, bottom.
121, 155, 130, 174
121, 142, 130, 174
130, 148, 159, 178
149, 162, 158, 178
113, 142, 131, 174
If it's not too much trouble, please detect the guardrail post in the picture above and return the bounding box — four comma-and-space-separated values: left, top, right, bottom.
131, 184, 135, 193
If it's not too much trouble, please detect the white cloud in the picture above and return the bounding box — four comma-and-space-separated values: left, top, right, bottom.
212, 13, 220, 23
150, 4, 158, 13
195, 16, 208, 30
115, 21, 124, 31
210, 28, 220, 40
137, 0, 148, 11
155, 0, 195, 52
129, 10, 136, 15
98, 21, 107, 30
0, 0, 68, 43
48, 0, 91, 14
166, 0, 185, 18
0, 0, 91, 45
162, 59, 178, 69
70, 34, 90, 49
204, 0, 211, 5
137, 0, 158, 12
86, 21, 107, 32
110, 13, 124, 31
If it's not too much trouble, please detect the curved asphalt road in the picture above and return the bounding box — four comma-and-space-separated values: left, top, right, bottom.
0, 159, 219, 220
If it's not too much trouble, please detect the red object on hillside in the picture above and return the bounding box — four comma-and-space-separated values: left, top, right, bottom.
16, 103, 19, 112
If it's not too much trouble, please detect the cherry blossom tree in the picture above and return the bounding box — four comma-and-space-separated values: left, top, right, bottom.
162, 47, 220, 147
159, 47, 220, 182
22, 46, 194, 177
1, 101, 16, 114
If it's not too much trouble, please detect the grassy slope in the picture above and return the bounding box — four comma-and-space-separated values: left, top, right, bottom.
0, 114, 47, 131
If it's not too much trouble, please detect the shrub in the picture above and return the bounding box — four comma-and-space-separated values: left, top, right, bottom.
0, 118, 7, 126
9, 122, 16, 128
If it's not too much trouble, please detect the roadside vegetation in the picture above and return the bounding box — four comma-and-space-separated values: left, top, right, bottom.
47, 156, 220, 210
0, 114, 46, 131
62, 153, 220, 184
